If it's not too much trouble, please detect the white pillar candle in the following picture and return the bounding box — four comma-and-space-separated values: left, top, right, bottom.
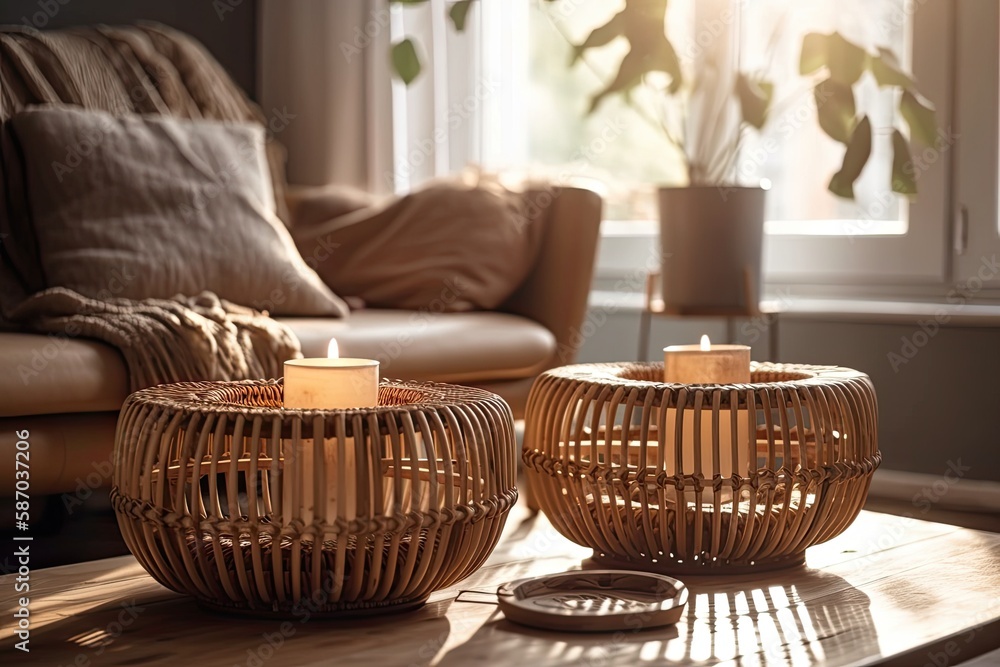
663, 336, 752, 487
282, 342, 379, 526
282, 359, 379, 409
664, 335, 751, 384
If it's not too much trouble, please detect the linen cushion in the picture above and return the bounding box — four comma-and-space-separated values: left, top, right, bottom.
9, 106, 348, 317
0, 23, 296, 317
293, 182, 542, 312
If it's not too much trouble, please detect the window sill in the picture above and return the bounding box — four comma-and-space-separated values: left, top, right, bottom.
762, 298, 1000, 327
589, 290, 1000, 327
594, 220, 1000, 305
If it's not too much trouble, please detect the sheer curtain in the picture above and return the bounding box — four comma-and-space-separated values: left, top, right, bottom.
258, 0, 496, 195
385, 0, 501, 193
258, 0, 394, 192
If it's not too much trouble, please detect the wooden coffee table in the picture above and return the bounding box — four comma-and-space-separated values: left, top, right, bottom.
3, 508, 999, 666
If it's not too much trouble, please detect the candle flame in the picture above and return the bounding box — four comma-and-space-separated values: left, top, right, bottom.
700, 334, 711, 351
327, 338, 340, 359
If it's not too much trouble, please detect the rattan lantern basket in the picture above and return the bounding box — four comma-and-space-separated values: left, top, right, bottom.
111, 378, 517, 617
523, 362, 879, 573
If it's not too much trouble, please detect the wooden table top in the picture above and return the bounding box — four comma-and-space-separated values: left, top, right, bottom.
3, 508, 1000, 666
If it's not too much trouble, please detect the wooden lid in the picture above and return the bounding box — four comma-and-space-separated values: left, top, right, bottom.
496, 570, 688, 632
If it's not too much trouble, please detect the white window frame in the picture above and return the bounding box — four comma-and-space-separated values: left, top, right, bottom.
763, 0, 954, 289
384, 0, 488, 194
953, 0, 1000, 291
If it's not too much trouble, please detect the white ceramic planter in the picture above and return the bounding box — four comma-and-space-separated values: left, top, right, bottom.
658, 185, 766, 315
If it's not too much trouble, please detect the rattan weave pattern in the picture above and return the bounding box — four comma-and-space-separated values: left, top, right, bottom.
112, 378, 517, 616
523, 362, 879, 572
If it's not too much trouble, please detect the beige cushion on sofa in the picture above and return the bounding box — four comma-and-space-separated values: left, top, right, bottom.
293, 182, 542, 312
0, 310, 555, 417
9, 106, 348, 317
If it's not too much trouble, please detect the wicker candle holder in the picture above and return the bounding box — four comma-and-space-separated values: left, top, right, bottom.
523, 362, 879, 573
111, 378, 517, 617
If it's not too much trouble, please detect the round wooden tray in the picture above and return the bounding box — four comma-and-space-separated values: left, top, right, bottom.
496, 570, 688, 632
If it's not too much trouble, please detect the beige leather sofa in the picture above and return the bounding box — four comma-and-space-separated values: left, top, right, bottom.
0, 25, 602, 498
0, 186, 600, 498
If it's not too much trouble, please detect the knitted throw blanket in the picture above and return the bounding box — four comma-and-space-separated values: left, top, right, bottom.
0, 24, 303, 389
9, 287, 301, 390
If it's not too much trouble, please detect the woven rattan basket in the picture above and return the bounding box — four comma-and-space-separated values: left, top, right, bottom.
523, 362, 879, 573
111, 378, 517, 617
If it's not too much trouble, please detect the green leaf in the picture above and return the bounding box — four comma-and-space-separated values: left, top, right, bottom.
571, 9, 627, 64
870, 47, 914, 88
800, 32, 827, 75
391, 39, 422, 85
828, 115, 872, 199
900, 89, 938, 146
815, 78, 856, 144
448, 0, 474, 32
588, 47, 646, 112
579, 0, 681, 111
800, 32, 867, 84
736, 74, 774, 129
588, 36, 682, 112
656, 37, 684, 94
826, 32, 868, 85
891, 129, 918, 195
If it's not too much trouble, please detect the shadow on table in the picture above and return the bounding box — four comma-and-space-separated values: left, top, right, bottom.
0, 594, 454, 666
436, 568, 877, 665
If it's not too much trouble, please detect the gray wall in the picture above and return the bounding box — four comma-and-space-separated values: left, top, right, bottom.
777, 318, 1000, 483
577, 307, 1000, 483
1, 0, 258, 97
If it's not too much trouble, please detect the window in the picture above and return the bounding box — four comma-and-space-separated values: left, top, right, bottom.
390, 0, 1000, 297
738, 0, 908, 235
751, 0, 953, 286
498, 0, 951, 287
504, 0, 914, 233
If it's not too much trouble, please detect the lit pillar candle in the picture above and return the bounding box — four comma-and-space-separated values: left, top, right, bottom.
663, 335, 751, 488
283, 341, 379, 409
282, 339, 379, 525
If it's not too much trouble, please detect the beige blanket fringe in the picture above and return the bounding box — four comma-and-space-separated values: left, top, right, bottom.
10, 287, 301, 391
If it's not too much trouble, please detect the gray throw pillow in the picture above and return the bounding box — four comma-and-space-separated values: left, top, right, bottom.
9, 106, 349, 317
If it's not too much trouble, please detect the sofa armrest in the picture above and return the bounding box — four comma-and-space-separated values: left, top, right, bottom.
502, 186, 602, 368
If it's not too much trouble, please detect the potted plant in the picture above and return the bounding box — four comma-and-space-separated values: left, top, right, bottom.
559, 0, 937, 314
